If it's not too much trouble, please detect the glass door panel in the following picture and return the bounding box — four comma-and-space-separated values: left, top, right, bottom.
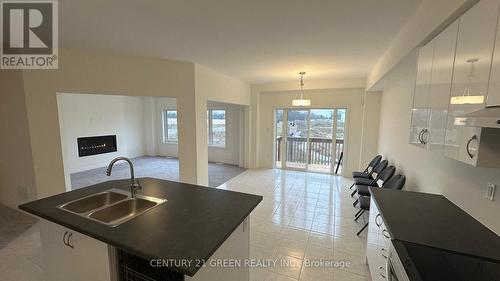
275, 109, 284, 168
308, 109, 334, 173
285, 110, 309, 170
334, 109, 346, 174
274, 108, 347, 174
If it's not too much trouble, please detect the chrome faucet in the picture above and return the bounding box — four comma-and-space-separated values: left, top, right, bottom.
106, 157, 142, 198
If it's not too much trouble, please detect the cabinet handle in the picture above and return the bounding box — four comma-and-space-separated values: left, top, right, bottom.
382, 229, 390, 239
375, 214, 382, 227
381, 248, 388, 259
421, 129, 429, 144
379, 266, 387, 278
418, 129, 424, 144
466, 135, 478, 159
62, 231, 68, 246
67, 232, 74, 249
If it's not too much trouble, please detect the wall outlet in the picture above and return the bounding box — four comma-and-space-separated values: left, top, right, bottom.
486, 183, 496, 201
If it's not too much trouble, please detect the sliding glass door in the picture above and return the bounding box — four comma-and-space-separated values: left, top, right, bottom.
275, 108, 346, 174
285, 110, 310, 170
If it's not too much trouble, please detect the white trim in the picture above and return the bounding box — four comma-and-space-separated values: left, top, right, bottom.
162, 109, 178, 144
207, 108, 227, 148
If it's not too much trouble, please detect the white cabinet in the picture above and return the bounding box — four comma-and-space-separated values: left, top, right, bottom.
444, 0, 500, 164
186, 218, 249, 281
409, 41, 434, 146
487, 2, 500, 107
366, 197, 390, 281
40, 220, 114, 281
427, 21, 459, 153
410, 20, 459, 150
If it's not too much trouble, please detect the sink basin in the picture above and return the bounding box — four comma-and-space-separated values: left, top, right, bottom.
88, 195, 166, 227
59, 191, 128, 214
58, 189, 167, 227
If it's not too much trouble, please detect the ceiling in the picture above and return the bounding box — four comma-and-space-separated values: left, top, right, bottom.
59, 0, 422, 84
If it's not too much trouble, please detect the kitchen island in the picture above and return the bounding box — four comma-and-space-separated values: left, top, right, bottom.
19, 177, 262, 281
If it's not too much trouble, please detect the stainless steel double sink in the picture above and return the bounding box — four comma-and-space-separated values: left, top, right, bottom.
57, 189, 167, 227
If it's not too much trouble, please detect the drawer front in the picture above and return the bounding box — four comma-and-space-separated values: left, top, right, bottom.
366, 198, 389, 281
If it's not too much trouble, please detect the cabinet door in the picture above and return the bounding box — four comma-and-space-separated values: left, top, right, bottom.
186, 218, 249, 281
40, 220, 113, 281
71, 230, 113, 281
487, 2, 500, 107
40, 221, 76, 281
427, 21, 459, 153
444, 0, 500, 161
409, 42, 433, 146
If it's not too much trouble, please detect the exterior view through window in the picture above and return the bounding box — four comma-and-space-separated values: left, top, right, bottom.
275, 108, 346, 174
163, 110, 178, 143
207, 109, 226, 146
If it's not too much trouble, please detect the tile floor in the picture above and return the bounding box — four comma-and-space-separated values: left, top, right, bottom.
219, 169, 370, 281
0, 204, 42, 281
1, 169, 369, 281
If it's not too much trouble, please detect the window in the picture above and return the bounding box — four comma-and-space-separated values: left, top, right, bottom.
163, 110, 178, 143
207, 109, 226, 146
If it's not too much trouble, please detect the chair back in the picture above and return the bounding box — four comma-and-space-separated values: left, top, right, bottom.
383, 174, 406, 190
375, 166, 396, 187
366, 155, 382, 173
371, 160, 388, 179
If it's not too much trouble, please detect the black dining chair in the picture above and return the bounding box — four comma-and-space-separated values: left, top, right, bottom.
353, 166, 396, 206
350, 160, 388, 196
355, 174, 406, 236
352, 155, 382, 179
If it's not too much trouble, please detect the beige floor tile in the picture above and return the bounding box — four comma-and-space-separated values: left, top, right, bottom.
276, 239, 308, 259
0, 248, 43, 281
269, 254, 303, 279
250, 268, 270, 281
332, 269, 371, 281
299, 265, 334, 281
265, 271, 298, 281
6, 223, 41, 260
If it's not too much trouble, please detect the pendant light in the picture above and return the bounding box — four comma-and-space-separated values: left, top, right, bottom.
292, 72, 311, 107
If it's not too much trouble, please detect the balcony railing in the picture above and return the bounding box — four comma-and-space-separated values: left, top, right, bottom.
276, 137, 344, 173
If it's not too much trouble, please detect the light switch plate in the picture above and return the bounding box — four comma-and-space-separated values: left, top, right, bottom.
486, 183, 496, 201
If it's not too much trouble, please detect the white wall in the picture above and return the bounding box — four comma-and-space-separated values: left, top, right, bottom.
377, 53, 500, 234
194, 64, 252, 182
207, 101, 242, 165
0, 71, 37, 209
57, 93, 146, 175
21, 49, 204, 198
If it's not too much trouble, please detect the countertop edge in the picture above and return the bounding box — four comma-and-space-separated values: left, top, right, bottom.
18, 180, 263, 277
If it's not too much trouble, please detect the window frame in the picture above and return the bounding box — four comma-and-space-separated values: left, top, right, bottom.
207, 108, 227, 148
162, 109, 178, 144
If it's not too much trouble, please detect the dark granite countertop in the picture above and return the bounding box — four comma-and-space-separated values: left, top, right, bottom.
19, 178, 262, 276
369, 188, 500, 261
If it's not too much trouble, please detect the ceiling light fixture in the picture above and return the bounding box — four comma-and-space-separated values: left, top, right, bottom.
292, 72, 311, 107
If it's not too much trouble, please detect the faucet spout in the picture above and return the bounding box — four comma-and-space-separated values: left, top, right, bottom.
106, 157, 141, 198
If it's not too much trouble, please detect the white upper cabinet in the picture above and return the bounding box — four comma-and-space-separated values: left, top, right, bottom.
409, 41, 434, 146
487, 3, 500, 107
409, 20, 459, 150
427, 21, 459, 153
444, 0, 500, 163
